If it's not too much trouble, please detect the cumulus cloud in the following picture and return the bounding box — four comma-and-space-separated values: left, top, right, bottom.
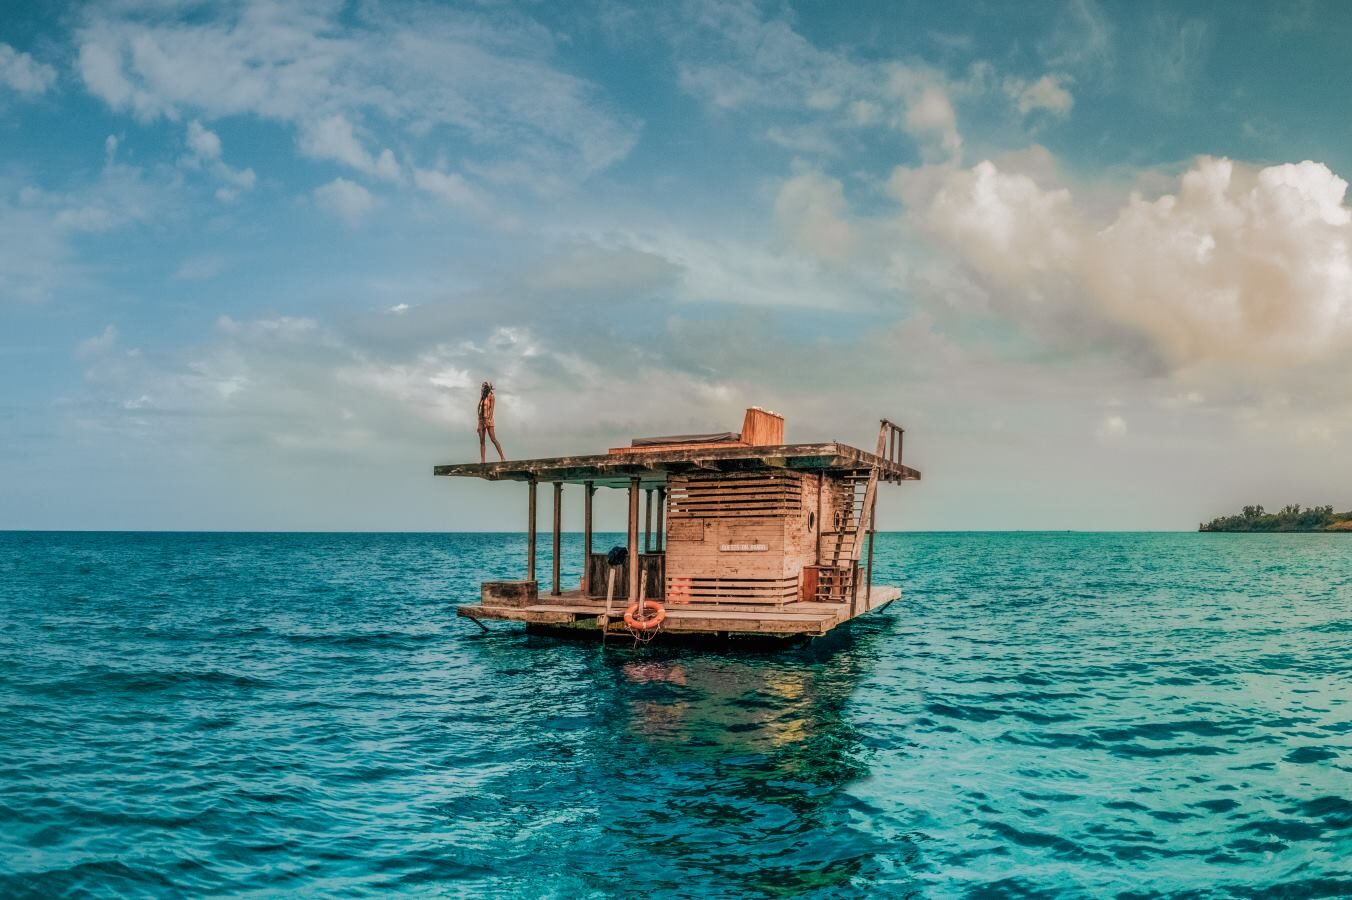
898, 155, 1352, 370
0, 43, 57, 95
314, 177, 375, 227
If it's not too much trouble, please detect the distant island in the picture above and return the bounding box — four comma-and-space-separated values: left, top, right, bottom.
1200, 504, 1352, 532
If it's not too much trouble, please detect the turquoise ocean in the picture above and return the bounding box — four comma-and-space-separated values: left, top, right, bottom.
2, 531, 1350, 897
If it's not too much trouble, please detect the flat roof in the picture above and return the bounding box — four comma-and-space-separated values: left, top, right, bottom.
434, 441, 921, 487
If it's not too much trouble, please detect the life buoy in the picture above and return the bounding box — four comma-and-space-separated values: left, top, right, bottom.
624, 600, 666, 631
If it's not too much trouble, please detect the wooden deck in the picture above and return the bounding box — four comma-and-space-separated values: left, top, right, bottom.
434, 441, 920, 487
458, 585, 902, 639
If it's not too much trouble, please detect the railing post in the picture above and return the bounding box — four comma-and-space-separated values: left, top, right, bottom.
644, 488, 653, 553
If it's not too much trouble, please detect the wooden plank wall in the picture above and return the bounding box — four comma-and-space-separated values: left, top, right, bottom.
665, 471, 820, 606
585, 553, 665, 600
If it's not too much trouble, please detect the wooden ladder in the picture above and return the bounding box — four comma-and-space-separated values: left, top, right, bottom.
814, 420, 904, 604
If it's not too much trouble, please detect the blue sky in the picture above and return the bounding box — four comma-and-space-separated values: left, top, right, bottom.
3, 0, 1352, 531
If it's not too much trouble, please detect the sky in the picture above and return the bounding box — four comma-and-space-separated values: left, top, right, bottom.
2, 0, 1352, 532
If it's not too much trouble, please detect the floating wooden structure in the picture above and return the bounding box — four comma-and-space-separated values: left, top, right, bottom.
437, 408, 920, 643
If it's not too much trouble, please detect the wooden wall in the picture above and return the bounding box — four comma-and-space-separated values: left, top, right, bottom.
665, 471, 824, 606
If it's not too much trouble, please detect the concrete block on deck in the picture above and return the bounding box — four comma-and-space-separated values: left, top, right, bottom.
481, 580, 538, 607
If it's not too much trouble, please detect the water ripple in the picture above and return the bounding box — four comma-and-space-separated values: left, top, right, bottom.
2, 531, 1351, 896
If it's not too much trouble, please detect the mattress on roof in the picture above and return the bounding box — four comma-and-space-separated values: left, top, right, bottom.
629, 431, 741, 447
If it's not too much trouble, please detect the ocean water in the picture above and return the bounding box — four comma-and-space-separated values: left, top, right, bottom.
2, 531, 1351, 898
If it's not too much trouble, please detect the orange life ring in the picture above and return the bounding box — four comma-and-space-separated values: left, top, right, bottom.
624, 600, 666, 631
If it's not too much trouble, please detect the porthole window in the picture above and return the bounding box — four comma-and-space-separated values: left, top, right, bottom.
808, 512, 816, 530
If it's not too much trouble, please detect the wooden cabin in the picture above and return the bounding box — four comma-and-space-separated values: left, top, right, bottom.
436, 408, 920, 642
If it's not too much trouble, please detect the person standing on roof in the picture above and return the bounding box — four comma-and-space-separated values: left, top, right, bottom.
477, 381, 506, 463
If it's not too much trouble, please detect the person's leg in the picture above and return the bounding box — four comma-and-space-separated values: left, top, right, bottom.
478, 424, 487, 463
487, 426, 506, 461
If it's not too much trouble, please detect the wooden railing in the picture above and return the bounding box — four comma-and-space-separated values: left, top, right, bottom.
877, 418, 905, 469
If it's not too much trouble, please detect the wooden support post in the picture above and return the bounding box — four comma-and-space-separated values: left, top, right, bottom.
865, 502, 877, 607
551, 481, 562, 596
656, 487, 666, 552
627, 477, 640, 605
815, 471, 823, 565
582, 481, 594, 593
602, 566, 617, 646
526, 479, 537, 584
644, 488, 653, 553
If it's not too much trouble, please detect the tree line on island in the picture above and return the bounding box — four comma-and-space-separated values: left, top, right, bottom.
1200, 504, 1352, 532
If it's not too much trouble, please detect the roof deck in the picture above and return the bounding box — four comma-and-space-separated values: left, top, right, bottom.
435, 441, 921, 487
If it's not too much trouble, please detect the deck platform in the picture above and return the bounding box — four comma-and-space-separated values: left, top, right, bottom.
435, 441, 920, 487
458, 585, 902, 638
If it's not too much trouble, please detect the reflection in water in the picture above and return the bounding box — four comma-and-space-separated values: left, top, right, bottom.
576, 623, 905, 897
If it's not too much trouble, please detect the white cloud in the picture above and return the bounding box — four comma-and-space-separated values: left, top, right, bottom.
186, 119, 222, 160
899, 155, 1352, 370
1003, 74, 1074, 117
1, 162, 164, 303
314, 177, 375, 227
888, 68, 963, 159
74, 2, 638, 194
76, 325, 120, 359
182, 120, 256, 196
0, 43, 57, 95
774, 170, 853, 263
412, 168, 477, 208
669, 3, 1105, 166
901, 160, 1078, 280
298, 115, 401, 181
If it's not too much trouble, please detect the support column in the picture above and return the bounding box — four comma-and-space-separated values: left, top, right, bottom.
656, 486, 666, 552
644, 489, 653, 553
526, 478, 537, 584
814, 472, 823, 565
627, 477, 640, 603
551, 482, 562, 596
582, 481, 594, 593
